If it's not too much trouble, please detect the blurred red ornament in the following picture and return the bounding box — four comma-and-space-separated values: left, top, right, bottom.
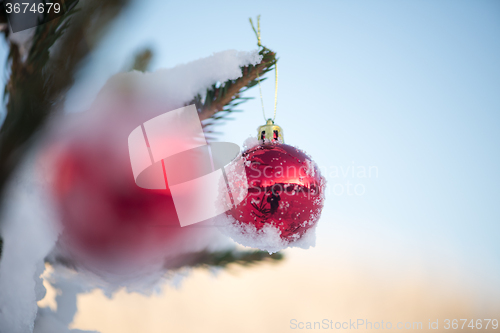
226, 120, 325, 242
45, 102, 217, 268
52, 141, 181, 259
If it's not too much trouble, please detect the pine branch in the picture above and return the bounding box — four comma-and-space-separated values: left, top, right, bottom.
190, 46, 277, 128
48, 249, 284, 273
199, 249, 284, 268
163, 249, 284, 270
195, 16, 277, 131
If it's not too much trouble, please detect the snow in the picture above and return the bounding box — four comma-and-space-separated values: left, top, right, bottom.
214, 213, 317, 254
33, 268, 99, 333
95, 49, 262, 112
242, 136, 261, 151
0, 146, 61, 333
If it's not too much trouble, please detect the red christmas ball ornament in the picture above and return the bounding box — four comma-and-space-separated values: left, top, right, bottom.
222, 119, 326, 252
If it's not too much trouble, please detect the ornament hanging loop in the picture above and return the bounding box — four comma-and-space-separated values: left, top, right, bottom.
250, 16, 279, 123
272, 63, 278, 121
249, 15, 262, 47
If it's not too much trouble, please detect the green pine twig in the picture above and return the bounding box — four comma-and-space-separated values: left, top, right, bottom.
0, 0, 130, 208
163, 249, 284, 271
196, 45, 276, 124
130, 48, 154, 72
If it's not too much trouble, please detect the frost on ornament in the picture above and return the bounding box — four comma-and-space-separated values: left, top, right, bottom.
242, 136, 261, 151
216, 142, 326, 253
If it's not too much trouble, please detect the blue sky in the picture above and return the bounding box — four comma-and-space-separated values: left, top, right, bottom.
3, 0, 500, 294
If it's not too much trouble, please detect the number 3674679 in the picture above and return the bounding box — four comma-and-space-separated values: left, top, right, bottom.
4, 2, 61, 14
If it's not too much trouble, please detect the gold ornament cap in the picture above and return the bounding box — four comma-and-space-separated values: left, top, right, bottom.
257, 119, 284, 143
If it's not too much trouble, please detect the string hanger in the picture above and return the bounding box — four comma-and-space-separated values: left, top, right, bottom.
249, 16, 278, 122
